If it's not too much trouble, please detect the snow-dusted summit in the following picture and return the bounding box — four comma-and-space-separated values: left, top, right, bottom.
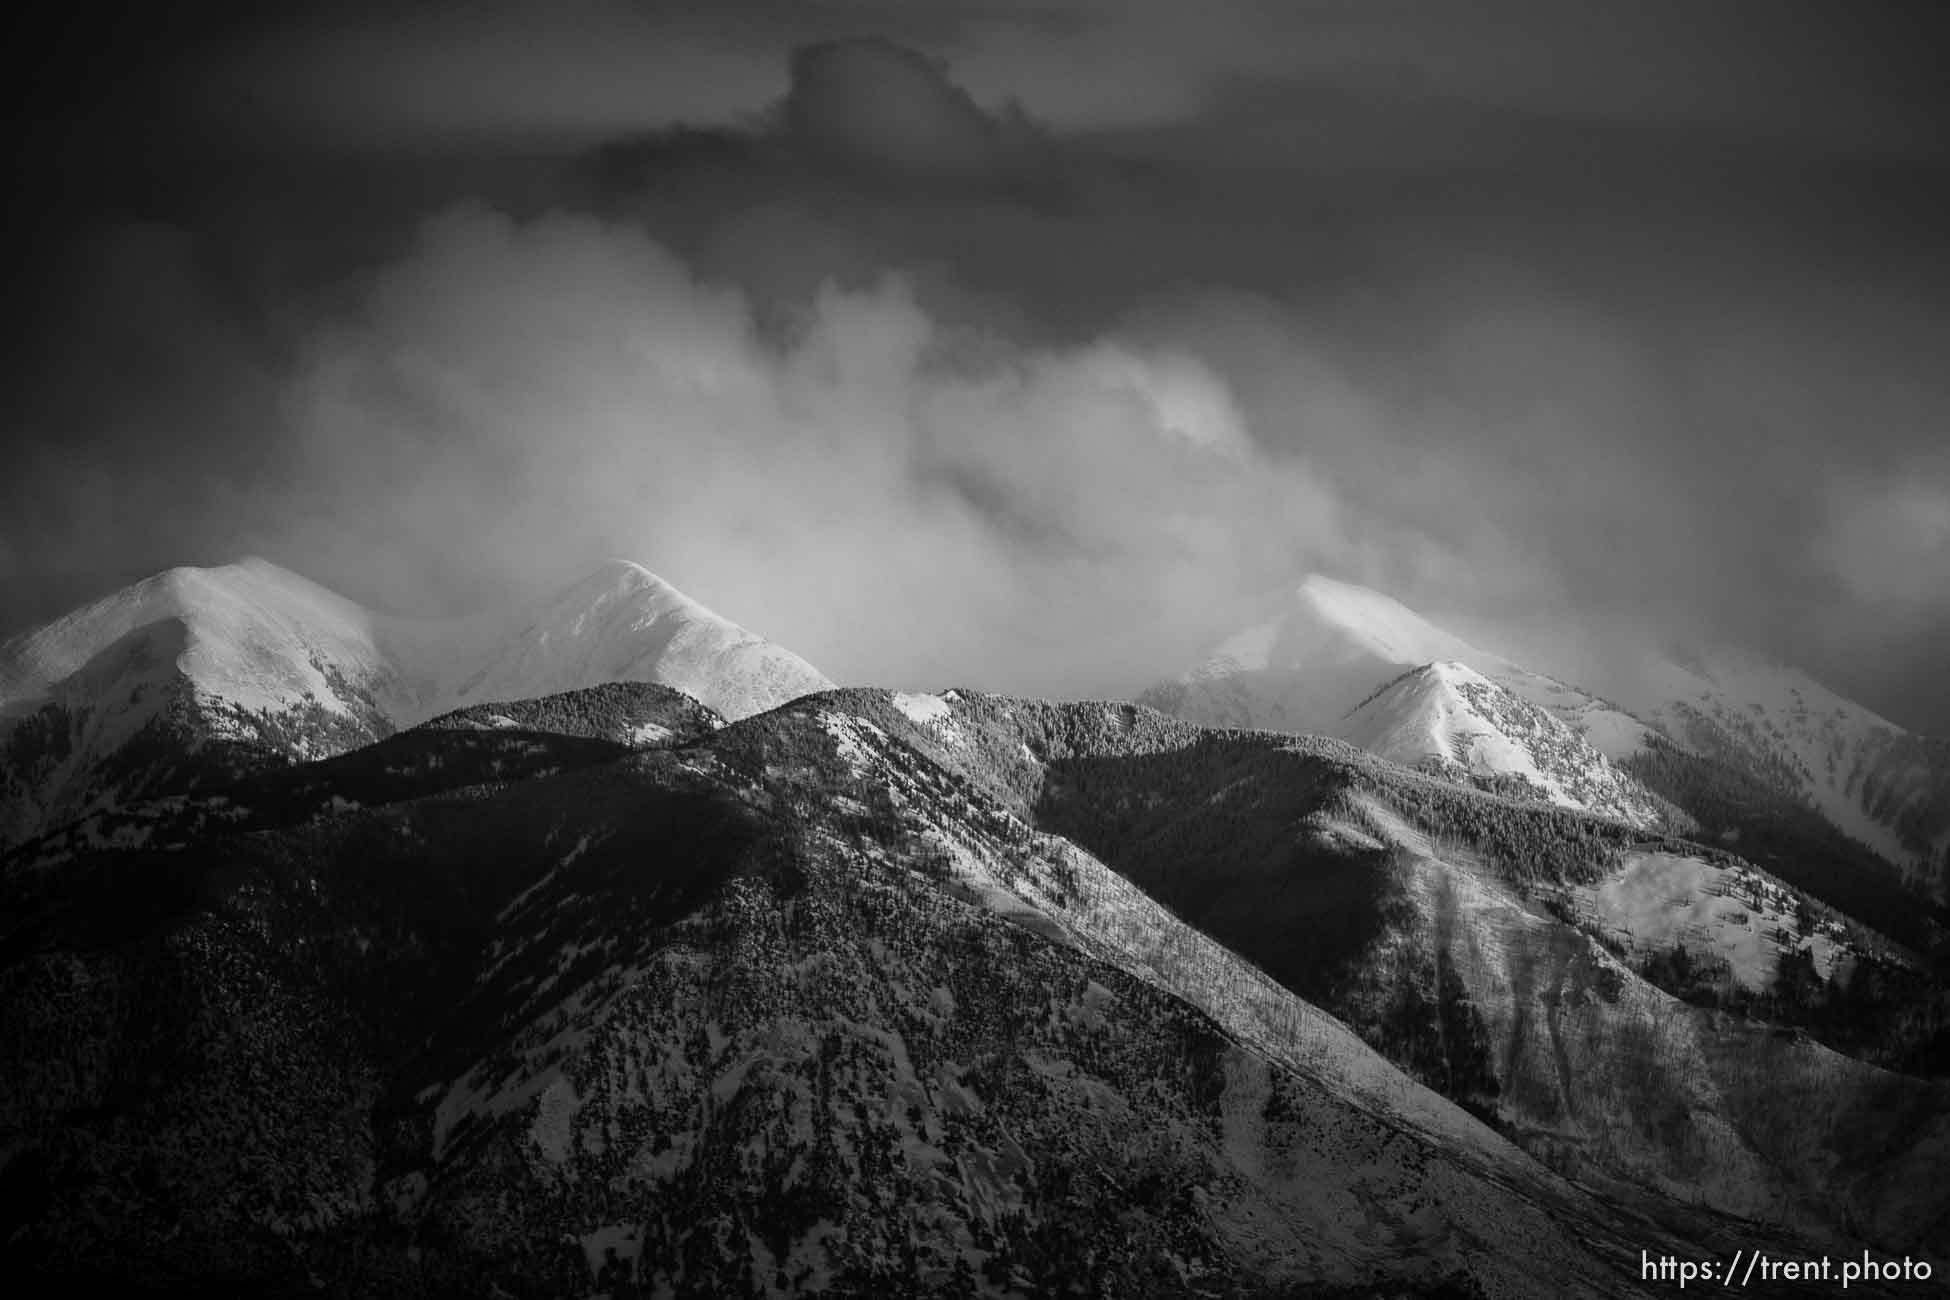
0, 557, 830, 848
1340, 660, 1668, 825
1145, 575, 1654, 751
0, 557, 402, 733
1140, 575, 1663, 825
430, 559, 830, 724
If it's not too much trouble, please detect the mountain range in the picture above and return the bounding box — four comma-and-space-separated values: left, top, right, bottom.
1142, 574, 1950, 904
2, 558, 1946, 1297
0, 557, 830, 854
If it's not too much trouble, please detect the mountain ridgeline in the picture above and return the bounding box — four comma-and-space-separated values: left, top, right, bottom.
0, 681, 1940, 1296
0, 558, 830, 855
1143, 575, 1950, 906
1, 559, 1946, 1297
0, 688, 1757, 1296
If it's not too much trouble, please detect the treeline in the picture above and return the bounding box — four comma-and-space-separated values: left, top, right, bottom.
11, 722, 646, 872
1624, 736, 1949, 956
1341, 766, 1645, 888
63, 689, 303, 824
2, 699, 77, 774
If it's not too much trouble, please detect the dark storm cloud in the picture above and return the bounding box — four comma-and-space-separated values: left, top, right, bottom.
779, 39, 1051, 184
0, 29, 1350, 692
3, 2, 1948, 728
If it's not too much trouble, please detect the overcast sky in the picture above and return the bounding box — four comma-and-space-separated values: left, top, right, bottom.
3, 0, 1948, 729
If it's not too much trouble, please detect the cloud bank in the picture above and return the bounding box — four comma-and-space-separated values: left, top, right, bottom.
255, 200, 1346, 694
3, 20, 1948, 730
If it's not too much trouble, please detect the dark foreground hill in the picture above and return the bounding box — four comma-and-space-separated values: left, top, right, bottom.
1, 686, 1939, 1297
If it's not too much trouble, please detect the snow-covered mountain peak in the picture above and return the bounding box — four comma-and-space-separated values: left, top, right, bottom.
444, 561, 830, 722
1423, 657, 1491, 689
0, 557, 392, 720
1339, 659, 1667, 826
497, 562, 692, 651
1141, 574, 1651, 759
540, 557, 687, 611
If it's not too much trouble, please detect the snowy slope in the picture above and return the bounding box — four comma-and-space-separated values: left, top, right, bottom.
1596, 644, 1950, 891
1339, 661, 1667, 826
0, 557, 830, 850
1146, 574, 1947, 893
1572, 850, 1852, 990
1334, 794, 1949, 1248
